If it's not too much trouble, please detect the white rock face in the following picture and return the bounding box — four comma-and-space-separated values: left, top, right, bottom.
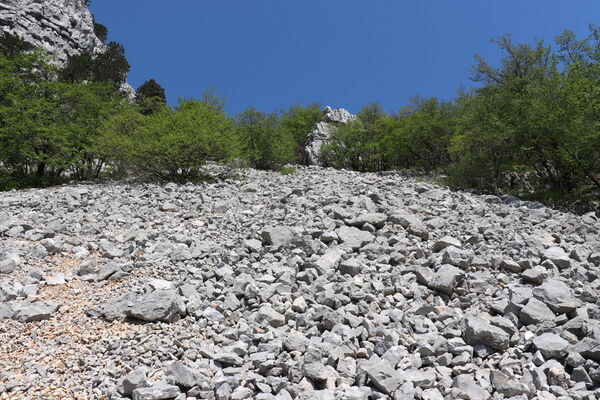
0, 0, 135, 97
305, 106, 357, 165
0, 0, 103, 63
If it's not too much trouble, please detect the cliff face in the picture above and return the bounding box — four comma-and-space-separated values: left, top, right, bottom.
0, 0, 104, 63
0, 0, 135, 97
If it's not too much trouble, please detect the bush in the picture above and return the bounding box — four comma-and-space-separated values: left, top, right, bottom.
136, 79, 167, 115
0, 50, 123, 187
280, 103, 322, 165
236, 107, 294, 170
98, 98, 236, 182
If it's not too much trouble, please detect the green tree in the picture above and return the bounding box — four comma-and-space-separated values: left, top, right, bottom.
136, 79, 167, 115
99, 98, 236, 182
236, 107, 294, 170
279, 103, 322, 165
59, 41, 130, 88
94, 22, 108, 43
0, 33, 32, 57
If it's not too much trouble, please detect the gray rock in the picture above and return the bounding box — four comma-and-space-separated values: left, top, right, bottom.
257, 304, 285, 328
46, 273, 66, 286
441, 246, 473, 269
519, 298, 555, 326
283, 331, 307, 352
542, 247, 571, 269
126, 289, 186, 323
533, 279, 580, 314
428, 264, 464, 294
463, 314, 510, 351
261, 226, 295, 248
336, 226, 375, 250
521, 266, 547, 284
245, 239, 262, 252
533, 333, 569, 360
338, 258, 362, 276
12, 300, 59, 322
570, 338, 600, 362
122, 367, 148, 396
363, 362, 404, 395
348, 213, 388, 229
432, 236, 461, 252
452, 374, 490, 400
131, 382, 181, 400
166, 361, 210, 389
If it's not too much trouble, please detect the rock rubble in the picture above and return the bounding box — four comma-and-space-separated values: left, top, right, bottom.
0, 166, 599, 399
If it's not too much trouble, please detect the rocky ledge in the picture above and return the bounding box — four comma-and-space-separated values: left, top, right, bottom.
0, 166, 599, 400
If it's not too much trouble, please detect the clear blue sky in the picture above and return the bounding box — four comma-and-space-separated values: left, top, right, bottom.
89, 1, 598, 115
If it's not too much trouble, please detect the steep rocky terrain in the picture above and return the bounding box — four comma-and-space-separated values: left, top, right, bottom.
0, 0, 103, 63
1, 167, 600, 400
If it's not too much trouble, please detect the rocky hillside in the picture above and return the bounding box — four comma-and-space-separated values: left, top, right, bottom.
1, 167, 599, 399
0, 0, 103, 63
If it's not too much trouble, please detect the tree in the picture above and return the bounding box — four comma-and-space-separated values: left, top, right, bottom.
236, 107, 294, 170
94, 22, 108, 43
136, 79, 167, 115
99, 98, 236, 182
0, 33, 32, 57
0, 49, 123, 187
59, 41, 130, 88
93, 41, 130, 86
279, 103, 322, 165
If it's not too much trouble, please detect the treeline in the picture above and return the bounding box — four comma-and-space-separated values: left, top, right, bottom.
1, 25, 599, 206
0, 32, 321, 187
321, 27, 600, 205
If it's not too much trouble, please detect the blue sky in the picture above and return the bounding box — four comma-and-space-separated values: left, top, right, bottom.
90, 1, 599, 115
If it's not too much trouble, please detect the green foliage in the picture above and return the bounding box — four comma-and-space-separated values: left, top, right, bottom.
280, 103, 322, 165
99, 98, 236, 182
59, 41, 130, 87
0, 50, 123, 189
280, 166, 296, 175
321, 102, 388, 172
236, 107, 294, 170
136, 79, 167, 115
0, 33, 32, 57
94, 22, 108, 43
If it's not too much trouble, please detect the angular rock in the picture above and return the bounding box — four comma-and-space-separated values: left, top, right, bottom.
261, 226, 295, 248
533, 333, 569, 360
12, 300, 59, 323
432, 236, 461, 252
428, 264, 464, 295
463, 314, 510, 351
126, 289, 186, 323
336, 226, 374, 250
131, 382, 181, 400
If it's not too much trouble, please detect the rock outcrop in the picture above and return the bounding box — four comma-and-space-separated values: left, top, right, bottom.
0, 0, 135, 97
0, 0, 103, 63
305, 106, 356, 165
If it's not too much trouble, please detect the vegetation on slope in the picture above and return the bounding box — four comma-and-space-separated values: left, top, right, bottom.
0, 24, 599, 209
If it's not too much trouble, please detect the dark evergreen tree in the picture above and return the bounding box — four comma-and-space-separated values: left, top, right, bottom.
0, 33, 32, 57
136, 79, 167, 115
94, 22, 108, 43
59, 41, 130, 88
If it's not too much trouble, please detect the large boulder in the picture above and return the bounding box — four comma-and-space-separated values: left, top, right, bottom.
126, 289, 186, 323
463, 314, 510, 351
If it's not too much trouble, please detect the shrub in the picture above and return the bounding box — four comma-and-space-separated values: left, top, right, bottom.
236, 107, 294, 170
98, 98, 236, 182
